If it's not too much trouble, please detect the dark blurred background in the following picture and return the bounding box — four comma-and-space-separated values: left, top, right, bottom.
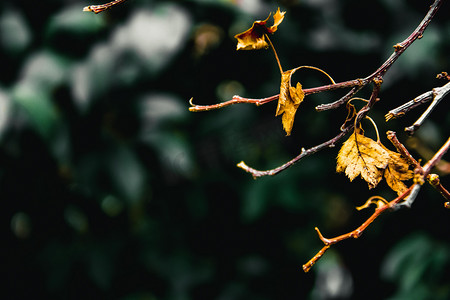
1, 0, 449, 299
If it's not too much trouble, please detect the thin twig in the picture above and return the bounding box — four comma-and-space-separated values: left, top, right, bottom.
315, 85, 364, 111
386, 131, 421, 169
365, 0, 443, 80
316, 0, 443, 110
188, 79, 363, 112
189, 95, 279, 112
405, 81, 450, 135
422, 137, 450, 175
237, 129, 349, 178
385, 91, 434, 121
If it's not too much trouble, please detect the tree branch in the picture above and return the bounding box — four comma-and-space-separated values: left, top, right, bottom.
303, 136, 450, 272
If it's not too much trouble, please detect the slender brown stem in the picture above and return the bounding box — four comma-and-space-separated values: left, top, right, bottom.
422, 137, 450, 176
315, 85, 364, 111
386, 131, 421, 169
385, 90, 434, 121
237, 128, 350, 178
365, 0, 443, 80
316, 0, 443, 110
404, 81, 450, 135
265, 34, 283, 74
189, 95, 279, 112
189, 79, 365, 112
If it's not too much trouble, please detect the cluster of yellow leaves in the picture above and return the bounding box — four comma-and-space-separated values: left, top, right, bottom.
336, 130, 414, 194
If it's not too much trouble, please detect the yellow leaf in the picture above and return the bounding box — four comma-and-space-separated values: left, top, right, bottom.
234, 7, 286, 50
276, 69, 304, 135
382, 146, 414, 195
336, 132, 390, 189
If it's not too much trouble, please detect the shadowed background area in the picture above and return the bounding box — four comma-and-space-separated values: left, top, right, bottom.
1, 0, 449, 299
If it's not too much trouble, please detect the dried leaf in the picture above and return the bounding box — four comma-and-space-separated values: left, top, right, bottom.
83, 0, 127, 14
234, 8, 285, 50
337, 132, 390, 189
276, 69, 304, 135
356, 196, 388, 211
382, 146, 414, 195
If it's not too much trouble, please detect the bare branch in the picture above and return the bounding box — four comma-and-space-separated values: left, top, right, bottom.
405, 81, 450, 135
386, 131, 421, 169
189, 95, 279, 112
237, 129, 349, 178
385, 90, 434, 121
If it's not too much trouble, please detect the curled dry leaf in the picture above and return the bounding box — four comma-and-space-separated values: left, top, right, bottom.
276, 69, 305, 135
337, 131, 390, 189
356, 196, 389, 211
234, 7, 286, 50
83, 0, 128, 14
382, 146, 414, 195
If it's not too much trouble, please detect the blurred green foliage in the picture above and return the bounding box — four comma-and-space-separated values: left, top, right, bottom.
1, 0, 449, 299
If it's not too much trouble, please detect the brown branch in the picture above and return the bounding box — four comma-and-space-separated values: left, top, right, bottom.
422, 137, 450, 176
385, 82, 450, 134
316, 0, 443, 111
405, 81, 450, 135
83, 0, 128, 14
386, 130, 421, 169
365, 0, 443, 80
237, 129, 350, 178
315, 85, 364, 111
385, 90, 434, 121
188, 79, 363, 112
303, 184, 415, 272
188, 95, 279, 112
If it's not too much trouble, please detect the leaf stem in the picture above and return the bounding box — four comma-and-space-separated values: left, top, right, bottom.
265, 34, 283, 74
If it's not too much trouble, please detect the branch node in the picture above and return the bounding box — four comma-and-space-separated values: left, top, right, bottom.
350, 229, 362, 239
427, 173, 440, 186
315, 227, 332, 245
393, 43, 403, 51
